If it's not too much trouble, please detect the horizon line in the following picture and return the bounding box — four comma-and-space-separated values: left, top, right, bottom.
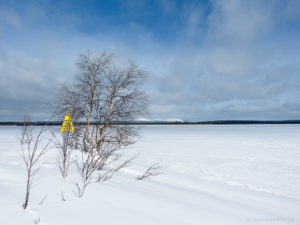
1, 120, 300, 126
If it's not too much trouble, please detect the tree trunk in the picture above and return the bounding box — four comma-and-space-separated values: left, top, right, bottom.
23, 171, 31, 209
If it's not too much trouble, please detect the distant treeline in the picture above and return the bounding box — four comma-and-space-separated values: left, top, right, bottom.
1, 120, 300, 126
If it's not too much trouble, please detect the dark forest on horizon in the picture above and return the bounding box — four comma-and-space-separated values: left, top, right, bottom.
1, 120, 300, 126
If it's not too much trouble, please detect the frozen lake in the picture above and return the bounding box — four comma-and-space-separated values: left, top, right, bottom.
133, 124, 300, 198
0, 125, 299, 225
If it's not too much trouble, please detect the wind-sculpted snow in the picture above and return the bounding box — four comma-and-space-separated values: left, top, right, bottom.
0, 125, 299, 225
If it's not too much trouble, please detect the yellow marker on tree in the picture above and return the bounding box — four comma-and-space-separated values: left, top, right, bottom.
60, 110, 74, 132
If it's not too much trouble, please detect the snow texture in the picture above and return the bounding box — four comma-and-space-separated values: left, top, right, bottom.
0, 125, 299, 225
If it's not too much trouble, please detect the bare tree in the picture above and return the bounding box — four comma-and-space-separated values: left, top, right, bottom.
136, 162, 163, 181
74, 140, 138, 197
51, 85, 84, 149
96, 153, 139, 182
52, 130, 74, 178
74, 51, 146, 154
53, 51, 146, 197
19, 116, 53, 209
74, 147, 103, 197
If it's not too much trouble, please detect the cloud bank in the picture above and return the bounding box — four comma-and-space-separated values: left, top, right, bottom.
0, 0, 299, 121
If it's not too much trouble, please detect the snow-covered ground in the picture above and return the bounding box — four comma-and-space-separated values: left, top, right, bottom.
0, 125, 299, 225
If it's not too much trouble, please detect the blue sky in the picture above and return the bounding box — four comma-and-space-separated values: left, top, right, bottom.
0, 0, 300, 121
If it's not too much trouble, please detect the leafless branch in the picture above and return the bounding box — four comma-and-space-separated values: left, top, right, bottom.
33, 217, 40, 225
51, 130, 74, 178
61, 191, 66, 201
136, 162, 163, 181
114, 154, 139, 173
38, 194, 48, 206
20, 116, 53, 209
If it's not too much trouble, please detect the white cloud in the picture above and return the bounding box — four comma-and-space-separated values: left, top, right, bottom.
0, 0, 299, 121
